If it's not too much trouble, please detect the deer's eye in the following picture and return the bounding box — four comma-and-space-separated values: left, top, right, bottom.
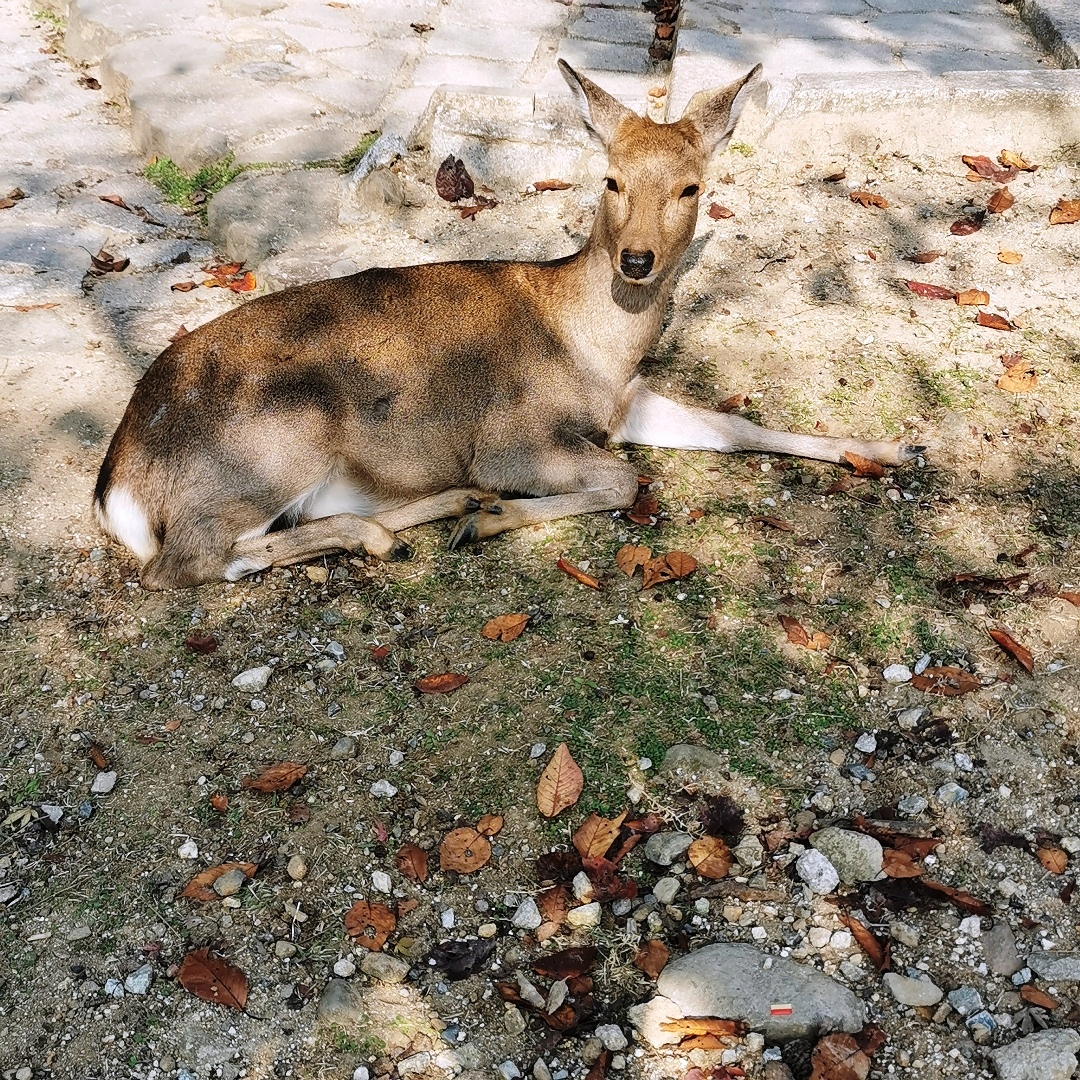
605, 177, 620, 193
680, 183, 700, 199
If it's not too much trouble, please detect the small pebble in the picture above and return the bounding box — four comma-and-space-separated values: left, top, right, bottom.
177, 840, 199, 860
213, 868, 247, 897
595, 1023, 628, 1051
287, 854, 308, 881
90, 771, 117, 795
330, 736, 356, 759
883, 663, 912, 683
274, 941, 297, 959
567, 902, 601, 929
530, 743, 547, 759
389, 749, 405, 766
936, 781, 968, 805
854, 732, 877, 753
372, 870, 392, 893
441, 909, 455, 929
897, 795, 928, 817
231, 665, 272, 692
478, 922, 498, 938
333, 958, 356, 977
511, 897, 542, 931
370, 779, 398, 798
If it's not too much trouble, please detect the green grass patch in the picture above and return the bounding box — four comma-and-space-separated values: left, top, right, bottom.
142, 156, 244, 214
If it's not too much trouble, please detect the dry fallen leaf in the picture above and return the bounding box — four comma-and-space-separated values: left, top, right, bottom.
177, 948, 248, 1009
905, 250, 944, 264
557, 557, 601, 589
435, 155, 474, 202
533, 179, 572, 191
987, 187, 1014, 214
911, 666, 982, 696
396, 842, 429, 882
536, 743, 584, 818
476, 813, 504, 836
881, 848, 925, 878
962, 154, 1017, 184
439, 827, 492, 873
344, 901, 396, 950
999, 149, 1036, 171
905, 279, 955, 301
687, 835, 733, 879
843, 451, 886, 478
573, 811, 627, 859
950, 215, 984, 236
975, 311, 1013, 331
227, 271, 256, 293
209, 793, 228, 813
998, 249, 1022, 264
1058, 592, 1080, 607
633, 939, 670, 978
184, 631, 218, 654
849, 191, 889, 209
480, 613, 529, 642
1020, 984, 1060, 1009
956, 289, 990, 307
810, 1032, 870, 1080
996, 357, 1037, 393
0, 187, 27, 210
1036, 847, 1068, 875
615, 544, 652, 577
988, 627, 1034, 673
707, 202, 734, 220
642, 551, 698, 589
415, 672, 468, 694
241, 762, 308, 792
1049, 197, 1080, 225
180, 862, 258, 902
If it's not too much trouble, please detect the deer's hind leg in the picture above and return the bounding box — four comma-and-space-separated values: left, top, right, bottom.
449, 445, 640, 548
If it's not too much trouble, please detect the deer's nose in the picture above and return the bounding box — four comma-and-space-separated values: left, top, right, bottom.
619, 249, 655, 280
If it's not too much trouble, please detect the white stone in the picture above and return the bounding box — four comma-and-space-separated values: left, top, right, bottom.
511, 897, 542, 930
91, 771, 117, 795
231, 665, 272, 691
882, 664, 912, 683
333, 958, 356, 977
566, 902, 602, 929
177, 839, 199, 859
595, 1023, 628, 1051
372, 870, 392, 893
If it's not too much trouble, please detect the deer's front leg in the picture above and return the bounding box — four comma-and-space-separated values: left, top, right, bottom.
449, 447, 639, 549
614, 383, 924, 466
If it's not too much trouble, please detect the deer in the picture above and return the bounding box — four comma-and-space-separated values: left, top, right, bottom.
94, 60, 922, 590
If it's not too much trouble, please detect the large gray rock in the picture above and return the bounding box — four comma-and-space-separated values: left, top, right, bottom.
316, 978, 365, 1024
983, 922, 1023, 977
1027, 952, 1080, 982
658, 744, 726, 785
809, 827, 883, 884
649, 943, 864, 1041
990, 1029, 1080, 1080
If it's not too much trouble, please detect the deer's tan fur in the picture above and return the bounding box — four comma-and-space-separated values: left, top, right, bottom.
94, 62, 921, 590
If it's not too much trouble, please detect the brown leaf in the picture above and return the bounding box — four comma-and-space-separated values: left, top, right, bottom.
955, 289, 990, 306
584, 1050, 611, 1080
718, 391, 750, 412
0, 187, 27, 210
988, 627, 1034, 673
171, 280, 198, 292
227, 271, 256, 293
615, 544, 652, 577
687, 835, 733, 879
184, 631, 218, 654
537, 743, 584, 818
976, 311, 1014, 331
1049, 197, 1080, 225
905, 250, 943, 263
439, 827, 491, 873
961, 154, 1017, 184
950, 216, 984, 236
532, 945, 598, 980
582, 855, 638, 902
1000, 149, 1036, 171
905, 279, 956, 300
415, 672, 468, 694
90, 247, 128, 273
533, 179, 572, 191
180, 862, 258, 902
395, 842, 429, 883
1058, 592, 1080, 607
779, 614, 811, 647
810, 1032, 870, 1080
998, 249, 1023, 264
98, 194, 131, 210
557, 557, 601, 590
660, 1018, 746, 1038
987, 187, 1014, 214
997, 359, 1037, 392
1020, 984, 1060, 1009
344, 900, 396, 950
481, 613, 529, 642
573, 811, 627, 859
911, 666, 982, 696
1036, 847, 1068, 875
177, 948, 248, 1009
642, 551, 698, 589
921, 879, 992, 916
707, 202, 734, 220
241, 762, 308, 792
169, 325, 189, 343
537, 885, 570, 925
435, 156, 475, 202
476, 813, 504, 837
849, 191, 888, 209
752, 515, 796, 532
843, 451, 886, 478
627, 491, 660, 524
881, 848, 924, 878
841, 915, 890, 973
633, 939, 670, 978
210, 793, 229, 813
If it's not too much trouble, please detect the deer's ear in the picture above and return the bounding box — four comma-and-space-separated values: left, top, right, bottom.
680, 64, 762, 157
559, 59, 635, 148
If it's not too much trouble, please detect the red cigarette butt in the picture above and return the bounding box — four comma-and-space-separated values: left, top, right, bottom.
770, 1003, 793, 1015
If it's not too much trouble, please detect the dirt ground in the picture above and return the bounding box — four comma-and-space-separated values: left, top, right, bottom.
3, 63, 1080, 1080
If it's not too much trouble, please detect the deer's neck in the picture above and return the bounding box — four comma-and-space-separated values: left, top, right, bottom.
540, 233, 675, 384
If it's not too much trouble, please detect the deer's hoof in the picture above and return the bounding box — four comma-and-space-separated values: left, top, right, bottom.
448, 516, 479, 550
899, 443, 927, 462
389, 540, 413, 562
